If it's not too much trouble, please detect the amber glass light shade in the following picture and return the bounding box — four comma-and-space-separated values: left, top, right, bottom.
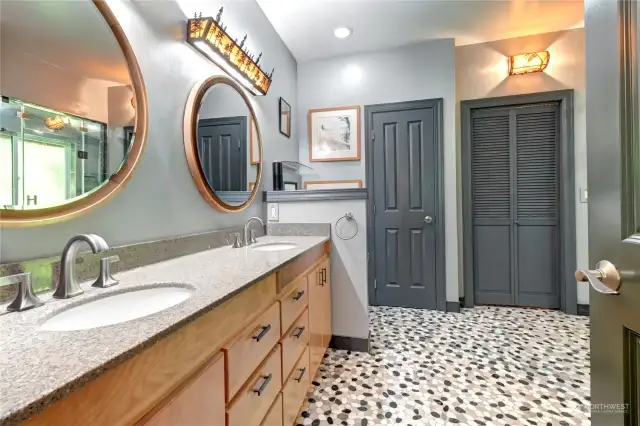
44, 116, 65, 130
187, 17, 272, 96
508, 51, 550, 75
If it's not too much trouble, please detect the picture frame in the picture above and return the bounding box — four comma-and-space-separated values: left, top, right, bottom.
249, 116, 259, 165
279, 98, 291, 138
284, 181, 298, 191
304, 180, 363, 190
308, 105, 360, 162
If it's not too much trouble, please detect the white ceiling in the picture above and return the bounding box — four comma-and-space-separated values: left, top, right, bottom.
256, 0, 584, 62
0, 0, 130, 84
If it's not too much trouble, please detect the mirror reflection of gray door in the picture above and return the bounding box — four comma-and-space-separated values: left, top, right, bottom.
372, 106, 437, 309
585, 0, 640, 424
197, 116, 247, 191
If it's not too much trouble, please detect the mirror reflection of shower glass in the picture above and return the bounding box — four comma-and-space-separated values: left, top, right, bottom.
0, 0, 135, 210
0, 98, 126, 208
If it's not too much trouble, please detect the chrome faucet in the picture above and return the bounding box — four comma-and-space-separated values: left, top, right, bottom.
244, 217, 264, 246
54, 234, 110, 299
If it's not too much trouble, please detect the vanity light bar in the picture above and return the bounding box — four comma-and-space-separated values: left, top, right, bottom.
187, 9, 273, 96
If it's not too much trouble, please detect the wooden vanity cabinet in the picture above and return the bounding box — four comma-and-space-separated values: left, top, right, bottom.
22, 242, 331, 426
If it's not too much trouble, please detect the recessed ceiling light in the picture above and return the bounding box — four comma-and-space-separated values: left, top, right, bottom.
334, 27, 352, 39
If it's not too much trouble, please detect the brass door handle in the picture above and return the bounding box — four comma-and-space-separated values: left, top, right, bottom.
575, 260, 621, 295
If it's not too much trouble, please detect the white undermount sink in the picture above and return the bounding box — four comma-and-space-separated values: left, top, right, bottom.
252, 242, 298, 252
40, 286, 193, 331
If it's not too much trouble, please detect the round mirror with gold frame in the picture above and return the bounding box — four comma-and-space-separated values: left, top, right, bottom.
0, 0, 148, 227
183, 76, 263, 213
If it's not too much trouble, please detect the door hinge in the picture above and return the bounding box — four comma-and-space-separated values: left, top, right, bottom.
373, 205, 376, 215
374, 278, 377, 289
367, 252, 370, 262
371, 130, 375, 140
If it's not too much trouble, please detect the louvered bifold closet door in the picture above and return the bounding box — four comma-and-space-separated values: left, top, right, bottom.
514, 105, 560, 308
471, 109, 514, 305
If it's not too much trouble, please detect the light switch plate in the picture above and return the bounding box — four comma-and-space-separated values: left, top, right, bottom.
268, 203, 279, 222
580, 188, 588, 203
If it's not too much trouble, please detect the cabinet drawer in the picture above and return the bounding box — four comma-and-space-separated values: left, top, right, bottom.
227, 345, 282, 426
139, 353, 225, 426
260, 393, 283, 426
224, 302, 281, 401
279, 277, 308, 336
280, 308, 309, 384
282, 347, 310, 426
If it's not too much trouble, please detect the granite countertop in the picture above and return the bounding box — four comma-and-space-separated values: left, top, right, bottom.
0, 235, 329, 426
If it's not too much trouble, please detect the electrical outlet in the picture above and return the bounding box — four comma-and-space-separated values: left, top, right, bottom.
268, 203, 279, 222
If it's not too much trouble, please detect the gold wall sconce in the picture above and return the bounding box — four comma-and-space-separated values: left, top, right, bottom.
186, 8, 273, 96
508, 51, 550, 75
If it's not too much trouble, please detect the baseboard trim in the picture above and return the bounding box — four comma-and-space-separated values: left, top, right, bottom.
446, 301, 461, 313
577, 304, 589, 316
329, 332, 370, 353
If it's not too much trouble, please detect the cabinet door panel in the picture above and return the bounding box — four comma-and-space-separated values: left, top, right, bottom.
140, 353, 225, 426
308, 264, 324, 379
322, 258, 332, 350
260, 393, 283, 426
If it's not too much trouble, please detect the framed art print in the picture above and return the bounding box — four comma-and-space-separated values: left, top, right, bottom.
304, 180, 363, 190
308, 105, 360, 162
279, 98, 291, 137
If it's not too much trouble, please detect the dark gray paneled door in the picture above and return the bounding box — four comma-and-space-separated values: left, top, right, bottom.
197, 116, 247, 191
372, 106, 437, 309
471, 104, 560, 309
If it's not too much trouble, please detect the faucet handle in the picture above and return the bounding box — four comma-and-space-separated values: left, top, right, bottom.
92, 255, 120, 288
227, 232, 243, 248
249, 229, 258, 244
0, 272, 44, 312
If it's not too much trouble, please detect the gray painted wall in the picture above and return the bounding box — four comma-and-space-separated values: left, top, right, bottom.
0, 0, 298, 263
455, 28, 588, 304
296, 39, 460, 303
275, 200, 369, 340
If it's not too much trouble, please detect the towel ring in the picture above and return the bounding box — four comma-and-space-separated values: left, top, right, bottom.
335, 212, 358, 240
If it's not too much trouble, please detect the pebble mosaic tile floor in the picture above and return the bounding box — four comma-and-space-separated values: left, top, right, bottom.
296, 306, 590, 426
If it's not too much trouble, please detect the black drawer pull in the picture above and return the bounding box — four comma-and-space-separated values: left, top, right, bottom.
293, 290, 305, 301
323, 268, 327, 284
318, 270, 324, 286
294, 367, 307, 383
293, 326, 305, 339
252, 324, 272, 342
253, 373, 273, 396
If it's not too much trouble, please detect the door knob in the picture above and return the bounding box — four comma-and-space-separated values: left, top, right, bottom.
575, 260, 621, 295
424, 216, 434, 224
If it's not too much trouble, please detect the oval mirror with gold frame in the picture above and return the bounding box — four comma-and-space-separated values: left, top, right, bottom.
0, 0, 148, 227
183, 76, 263, 213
